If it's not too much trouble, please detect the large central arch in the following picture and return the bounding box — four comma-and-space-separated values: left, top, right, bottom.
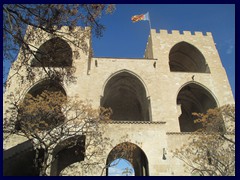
101, 71, 150, 121
106, 142, 149, 176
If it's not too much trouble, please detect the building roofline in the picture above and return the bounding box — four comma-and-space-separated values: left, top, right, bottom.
93, 57, 158, 61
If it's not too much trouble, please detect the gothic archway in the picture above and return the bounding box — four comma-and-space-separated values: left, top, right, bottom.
169, 41, 210, 73
50, 135, 86, 176
16, 80, 67, 131
106, 142, 149, 176
31, 37, 73, 67
177, 82, 218, 132
27, 79, 67, 97
101, 71, 150, 121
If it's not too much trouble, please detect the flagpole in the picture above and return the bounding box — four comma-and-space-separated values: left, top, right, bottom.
147, 12, 152, 32
147, 12, 152, 44
147, 12, 153, 59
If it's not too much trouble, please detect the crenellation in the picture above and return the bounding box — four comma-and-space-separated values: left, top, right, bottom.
3, 25, 234, 176
159, 29, 168, 35
151, 29, 157, 34
194, 31, 203, 36
183, 31, 192, 35
206, 32, 212, 36
179, 30, 184, 35
171, 30, 180, 35
156, 29, 212, 37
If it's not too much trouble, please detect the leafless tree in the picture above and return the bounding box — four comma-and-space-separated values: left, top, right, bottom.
173, 104, 235, 176
3, 4, 115, 87
4, 90, 112, 176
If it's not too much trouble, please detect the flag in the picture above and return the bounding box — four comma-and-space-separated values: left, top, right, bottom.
131, 12, 149, 22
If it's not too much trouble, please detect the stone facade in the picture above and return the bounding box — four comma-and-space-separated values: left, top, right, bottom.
3, 26, 234, 176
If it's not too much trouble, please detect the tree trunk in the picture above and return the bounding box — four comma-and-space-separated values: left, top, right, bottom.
39, 150, 49, 176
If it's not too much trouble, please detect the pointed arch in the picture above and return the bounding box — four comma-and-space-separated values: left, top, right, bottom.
169, 41, 210, 73
25, 79, 67, 97
106, 142, 149, 176
176, 82, 218, 132
31, 37, 73, 67
16, 79, 67, 131
50, 135, 86, 176
101, 70, 151, 121
101, 69, 149, 97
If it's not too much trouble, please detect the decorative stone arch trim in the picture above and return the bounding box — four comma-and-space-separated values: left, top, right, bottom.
176, 81, 219, 107
101, 69, 150, 97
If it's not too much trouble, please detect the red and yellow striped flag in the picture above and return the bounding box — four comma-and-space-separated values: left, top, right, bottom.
131, 13, 149, 22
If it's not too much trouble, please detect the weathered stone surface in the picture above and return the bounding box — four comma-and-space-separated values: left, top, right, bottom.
3, 26, 234, 176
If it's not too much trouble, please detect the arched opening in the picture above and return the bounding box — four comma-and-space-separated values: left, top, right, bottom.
106, 142, 149, 176
50, 135, 86, 176
177, 83, 217, 132
169, 41, 210, 73
3, 140, 43, 176
27, 79, 66, 97
16, 80, 67, 130
31, 37, 73, 67
101, 72, 150, 121
108, 158, 135, 176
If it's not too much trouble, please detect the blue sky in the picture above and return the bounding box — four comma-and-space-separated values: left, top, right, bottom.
3, 4, 235, 98
108, 158, 134, 176
92, 4, 235, 98
1, 4, 235, 176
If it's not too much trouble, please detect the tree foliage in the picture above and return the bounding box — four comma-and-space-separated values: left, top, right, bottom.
3, 5, 143, 176
122, 167, 133, 176
4, 90, 112, 176
173, 104, 235, 176
3, 4, 115, 86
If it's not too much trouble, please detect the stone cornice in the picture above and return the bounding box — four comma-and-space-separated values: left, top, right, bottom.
166, 132, 235, 135
101, 121, 166, 124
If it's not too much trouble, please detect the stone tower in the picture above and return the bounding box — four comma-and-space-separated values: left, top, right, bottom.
3, 26, 234, 176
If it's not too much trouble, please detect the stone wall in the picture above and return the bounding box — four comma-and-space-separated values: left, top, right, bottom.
3, 26, 235, 176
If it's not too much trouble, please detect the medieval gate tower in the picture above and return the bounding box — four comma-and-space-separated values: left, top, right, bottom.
3, 25, 234, 176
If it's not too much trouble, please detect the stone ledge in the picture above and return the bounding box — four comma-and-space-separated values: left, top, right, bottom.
102, 121, 166, 124
166, 132, 235, 135
166, 132, 194, 135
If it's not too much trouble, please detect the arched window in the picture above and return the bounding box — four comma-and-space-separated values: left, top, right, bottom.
177, 83, 217, 132
101, 71, 150, 121
31, 37, 72, 67
169, 42, 210, 73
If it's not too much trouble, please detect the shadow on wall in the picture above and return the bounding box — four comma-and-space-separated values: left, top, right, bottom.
177, 82, 217, 132
101, 71, 150, 122
3, 140, 42, 176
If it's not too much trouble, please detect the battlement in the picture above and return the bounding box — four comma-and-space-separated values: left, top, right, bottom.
151, 29, 212, 36
26, 25, 90, 33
